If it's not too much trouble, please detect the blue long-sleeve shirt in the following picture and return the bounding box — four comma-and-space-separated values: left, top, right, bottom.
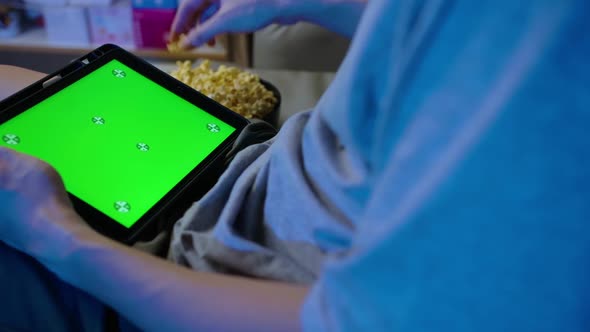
170, 0, 590, 330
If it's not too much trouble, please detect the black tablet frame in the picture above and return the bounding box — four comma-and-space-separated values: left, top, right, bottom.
0, 44, 249, 244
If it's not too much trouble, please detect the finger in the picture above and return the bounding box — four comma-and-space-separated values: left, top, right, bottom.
0, 147, 57, 179
0, 147, 39, 165
0, 146, 11, 158
0, 146, 19, 165
0, 147, 27, 187
34, 158, 61, 181
170, 0, 211, 38
34, 159, 69, 200
180, 12, 228, 49
199, 1, 220, 23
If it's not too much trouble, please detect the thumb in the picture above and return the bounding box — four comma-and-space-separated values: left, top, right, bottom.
0, 147, 25, 188
0, 146, 18, 164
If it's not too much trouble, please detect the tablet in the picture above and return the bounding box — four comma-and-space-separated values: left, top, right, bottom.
0, 45, 249, 244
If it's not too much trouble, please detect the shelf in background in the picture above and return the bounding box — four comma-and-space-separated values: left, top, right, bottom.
0, 28, 229, 61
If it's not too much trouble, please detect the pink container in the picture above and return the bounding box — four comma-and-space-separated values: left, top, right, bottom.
132, 8, 176, 49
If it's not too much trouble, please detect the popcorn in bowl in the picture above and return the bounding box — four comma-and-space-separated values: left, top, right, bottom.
170, 60, 278, 120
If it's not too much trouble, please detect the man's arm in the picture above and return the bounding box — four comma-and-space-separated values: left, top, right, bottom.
171, 0, 368, 49
0, 65, 45, 100
0, 150, 308, 332
64, 227, 308, 332
0, 72, 308, 331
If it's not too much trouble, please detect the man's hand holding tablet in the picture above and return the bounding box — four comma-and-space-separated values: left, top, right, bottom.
0, 45, 249, 244
0, 147, 94, 268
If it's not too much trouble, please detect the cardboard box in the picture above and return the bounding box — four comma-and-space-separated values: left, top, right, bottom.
42, 6, 90, 46
88, 2, 134, 47
132, 8, 175, 49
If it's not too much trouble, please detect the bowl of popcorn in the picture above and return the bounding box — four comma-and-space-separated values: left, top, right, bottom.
170, 60, 280, 127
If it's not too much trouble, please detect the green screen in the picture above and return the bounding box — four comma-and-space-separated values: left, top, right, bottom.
0, 60, 235, 228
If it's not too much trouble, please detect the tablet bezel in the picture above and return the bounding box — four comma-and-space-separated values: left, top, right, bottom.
0, 45, 249, 244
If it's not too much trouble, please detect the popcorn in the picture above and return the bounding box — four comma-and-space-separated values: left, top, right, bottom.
167, 35, 186, 53
170, 60, 278, 119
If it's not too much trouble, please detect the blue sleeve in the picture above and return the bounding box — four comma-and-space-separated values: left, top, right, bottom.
302, 0, 590, 330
